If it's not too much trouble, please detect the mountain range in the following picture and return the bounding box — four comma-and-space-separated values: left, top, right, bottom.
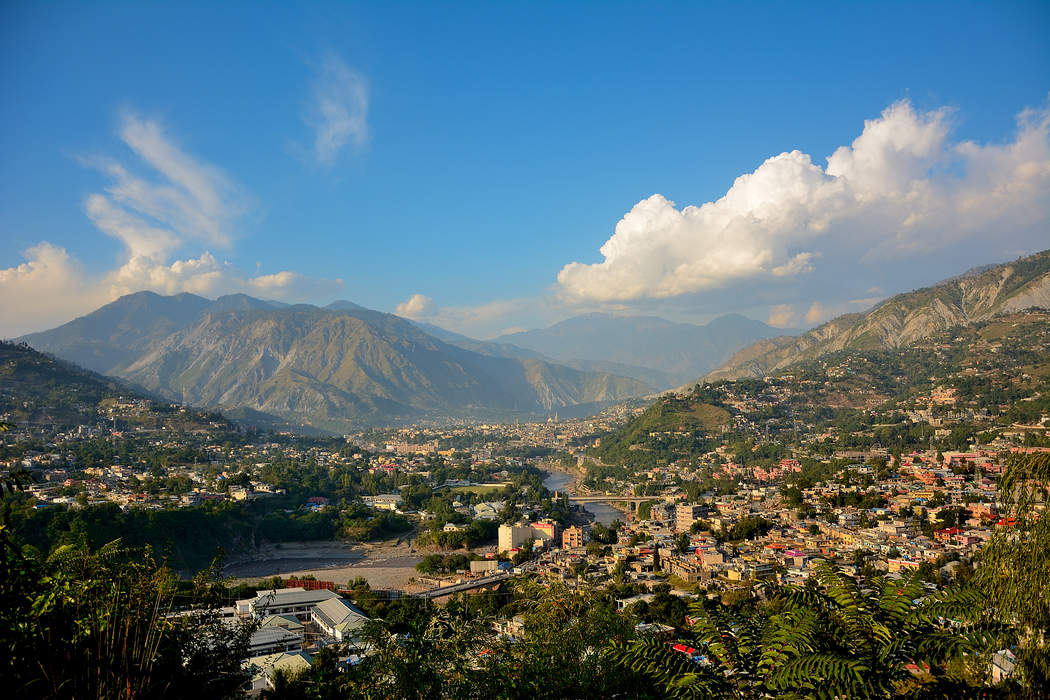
18, 293, 652, 431
705, 249, 1050, 382
492, 313, 785, 387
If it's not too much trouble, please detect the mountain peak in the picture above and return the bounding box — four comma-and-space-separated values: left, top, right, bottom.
325, 300, 367, 311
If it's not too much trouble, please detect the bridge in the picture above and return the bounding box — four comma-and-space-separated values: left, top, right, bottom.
410, 570, 517, 599
565, 494, 651, 504
557, 492, 654, 511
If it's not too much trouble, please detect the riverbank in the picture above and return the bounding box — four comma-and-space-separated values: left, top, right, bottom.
225, 538, 426, 590
541, 467, 628, 526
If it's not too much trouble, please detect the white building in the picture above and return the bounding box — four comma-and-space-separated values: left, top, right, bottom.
247, 626, 303, 656
237, 587, 342, 620
498, 524, 535, 553
310, 597, 370, 644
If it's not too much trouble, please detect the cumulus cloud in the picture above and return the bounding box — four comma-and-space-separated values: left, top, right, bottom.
0, 243, 107, 336
305, 52, 369, 164
395, 293, 437, 319
767, 304, 798, 328
0, 115, 341, 336
804, 302, 830, 325
104, 252, 341, 300
557, 100, 1050, 302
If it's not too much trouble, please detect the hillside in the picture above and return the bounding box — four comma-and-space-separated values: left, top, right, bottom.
706, 249, 1050, 381
21, 295, 651, 431
0, 341, 225, 431
591, 386, 732, 469
496, 312, 785, 388
0, 341, 131, 426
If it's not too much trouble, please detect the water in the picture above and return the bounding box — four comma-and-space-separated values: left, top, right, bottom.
542, 470, 622, 526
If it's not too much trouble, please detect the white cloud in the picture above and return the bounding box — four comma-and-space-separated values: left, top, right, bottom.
83, 113, 244, 259
0, 243, 108, 336
767, 304, 797, 328
104, 252, 342, 301
848, 296, 883, 308
394, 294, 534, 338
305, 52, 369, 164
84, 193, 179, 261
0, 115, 341, 336
557, 100, 1050, 302
395, 293, 436, 319
804, 302, 830, 325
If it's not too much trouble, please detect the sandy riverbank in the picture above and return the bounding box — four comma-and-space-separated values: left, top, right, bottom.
225, 538, 428, 589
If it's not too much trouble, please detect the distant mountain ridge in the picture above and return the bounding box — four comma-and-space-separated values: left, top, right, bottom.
20, 293, 651, 431
493, 312, 787, 388
408, 320, 677, 389
706, 249, 1050, 382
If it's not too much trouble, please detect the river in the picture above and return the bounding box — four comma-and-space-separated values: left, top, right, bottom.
542, 469, 623, 526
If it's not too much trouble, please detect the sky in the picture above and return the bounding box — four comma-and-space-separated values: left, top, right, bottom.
1, 1, 1049, 338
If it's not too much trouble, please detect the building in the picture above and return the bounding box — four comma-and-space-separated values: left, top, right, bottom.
310, 597, 369, 644
470, 559, 499, 574
243, 651, 313, 698
530, 520, 557, 545
362, 494, 402, 511
258, 614, 305, 637
498, 524, 536, 553
562, 525, 585, 548
237, 587, 342, 620
676, 504, 708, 532
247, 626, 303, 656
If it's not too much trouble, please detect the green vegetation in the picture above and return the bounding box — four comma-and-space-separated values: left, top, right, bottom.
1, 496, 409, 573
1, 534, 252, 699
591, 386, 729, 469
612, 563, 1006, 697
2, 452, 1049, 696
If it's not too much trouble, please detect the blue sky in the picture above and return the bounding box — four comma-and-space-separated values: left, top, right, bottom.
2, 1, 1049, 337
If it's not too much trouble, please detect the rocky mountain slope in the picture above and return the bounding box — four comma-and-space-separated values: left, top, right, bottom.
20, 294, 650, 430
706, 249, 1050, 382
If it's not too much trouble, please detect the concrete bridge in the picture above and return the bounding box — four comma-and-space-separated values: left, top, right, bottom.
410, 570, 516, 599
565, 494, 650, 503
557, 492, 653, 510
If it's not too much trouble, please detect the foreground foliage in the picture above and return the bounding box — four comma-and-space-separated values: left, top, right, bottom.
0, 529, 252, 699
610, 563, 1006, 698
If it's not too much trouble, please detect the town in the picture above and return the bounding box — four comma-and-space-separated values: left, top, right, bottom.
3, 310, 1048, 693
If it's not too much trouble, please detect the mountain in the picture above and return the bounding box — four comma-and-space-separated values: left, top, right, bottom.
494, 313, 786, 388
0, 340, 131, 426
0, 341, 227, 432
406, 320, 675, 388
21, 294, 651, 431
706, 249, 1050, 382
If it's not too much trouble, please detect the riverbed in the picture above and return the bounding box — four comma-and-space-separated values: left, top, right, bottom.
224, 470, 619, 587
224, 540, 425, 590
542, 469, 624, 526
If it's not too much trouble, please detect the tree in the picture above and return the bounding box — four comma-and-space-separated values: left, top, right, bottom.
975, 452, 1050, 693
0, 533, 253, 699
610, 563, 996, 698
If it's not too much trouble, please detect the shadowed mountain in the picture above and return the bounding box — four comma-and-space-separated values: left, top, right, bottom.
21, 294, 651, 431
